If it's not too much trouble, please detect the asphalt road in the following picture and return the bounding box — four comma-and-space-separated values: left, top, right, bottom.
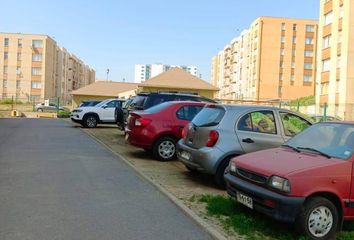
0, 119, 211, 240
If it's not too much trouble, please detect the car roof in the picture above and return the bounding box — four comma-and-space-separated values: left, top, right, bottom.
137, 92, 201, 97
316, 121, 354, 125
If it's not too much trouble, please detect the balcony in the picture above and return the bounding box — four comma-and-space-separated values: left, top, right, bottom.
323, 24, 332, 37
322, 47, 331, 60
324, 0, 333, 14
321, 71, 330, 83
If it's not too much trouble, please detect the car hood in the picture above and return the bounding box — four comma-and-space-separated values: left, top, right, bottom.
234, 147, 343, 177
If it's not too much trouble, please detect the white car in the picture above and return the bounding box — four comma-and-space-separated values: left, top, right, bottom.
71, 98, 125, 128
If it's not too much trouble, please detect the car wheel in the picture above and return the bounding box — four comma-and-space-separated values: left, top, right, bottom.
214, 157, 232, 189
153, 136, 176, 161
296, 197, 338, 240
37, 108, 43, 112
83, 115, 98, 128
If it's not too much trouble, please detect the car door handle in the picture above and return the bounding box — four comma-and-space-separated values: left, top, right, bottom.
242, 138, 254, 143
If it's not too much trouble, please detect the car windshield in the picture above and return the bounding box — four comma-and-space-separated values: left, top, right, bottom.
285, 123, 354, 160
144, 102, 174, 114
96, 99, 112, 107
192, 106, 225, 127
130, 95, 147, 110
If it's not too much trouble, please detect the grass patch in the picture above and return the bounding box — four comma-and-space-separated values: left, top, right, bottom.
194, 194, 354, 240
57, 110, 71, 118
0, 99, 24, 104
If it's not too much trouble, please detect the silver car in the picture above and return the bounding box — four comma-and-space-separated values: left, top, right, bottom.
177, 104, 313, 188
35, 103, 65, 112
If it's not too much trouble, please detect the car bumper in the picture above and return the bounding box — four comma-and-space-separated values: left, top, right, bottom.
125, 128, 154, 149
177, 140, 224, 174
70, 114, 82, 124
225, 173, 305, 223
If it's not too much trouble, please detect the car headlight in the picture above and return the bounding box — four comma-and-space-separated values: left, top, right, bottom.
229, 161, 237, 173
268, 176, 291, 193
73, 109, 83, 113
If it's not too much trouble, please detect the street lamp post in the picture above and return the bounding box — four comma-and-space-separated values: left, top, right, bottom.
106, 68, 110, 81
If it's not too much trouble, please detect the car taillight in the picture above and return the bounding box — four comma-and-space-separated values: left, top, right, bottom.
206, 130, 219, 147
135, 118, 151, 127
181, 125, 188, 139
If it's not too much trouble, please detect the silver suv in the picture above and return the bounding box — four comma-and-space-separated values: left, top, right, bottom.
177, 104, 313, 188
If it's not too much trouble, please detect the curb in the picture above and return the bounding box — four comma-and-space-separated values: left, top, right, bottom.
80, 127, 227, 240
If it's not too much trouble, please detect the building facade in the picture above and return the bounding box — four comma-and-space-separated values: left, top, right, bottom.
134, 64, 198, 83
315, 0, 353, 120
0, 33, 95, 104
211, 17, 318, 102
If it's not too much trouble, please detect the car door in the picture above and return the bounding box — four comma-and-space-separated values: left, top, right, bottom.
175, 105, 204, 138
235, 110, 285, 153
278, 111, 312, 141
100, 100, 119, 122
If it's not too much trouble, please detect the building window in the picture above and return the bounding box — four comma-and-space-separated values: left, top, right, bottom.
339, 6, 344, 18
338, 32, 342, 43
293, 24, 297, 31
280, 36, 285, 43
323, 35, 331, 49
4, 52, 8, 60
30, 95, 41, 102
292, 37, 297, 44
304, 50, 314, 57
322, 59, 331, 72
16, 67, 21, 75
18, 39, 22, 47
280, 61, 284, 68
32, 40, 43, 48
281, 23, 286, 31
304, 63, 313, 70
3, 66, 8, 74
303, 75, 312, 82
337, 57, 341, 68
16, 80, 21, 89
32, 54, 42, 62
324, 11, 333, 25
279, 74, 283, 81
306, 25, 315, 32
291, 62, 296, 68
292, 49, 296, 56
31, 81, 42, 89
280, 49, 285, 55
31, 67, 42, 75
305, 37, 314, 45
17, 53, 22, 61
278, 86, 283, 94
321, 83, 329, 95
336, 81, 340, 93
3, 80, 7, 88
4, 38, 9, 47
291, 75, 295, 81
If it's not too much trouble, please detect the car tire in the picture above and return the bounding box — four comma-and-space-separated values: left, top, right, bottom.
295, 197, 338, 240
153, 136, 176, 161
214, 157, 232, 189
37, 108, 43, 112
83, 114, 98, 128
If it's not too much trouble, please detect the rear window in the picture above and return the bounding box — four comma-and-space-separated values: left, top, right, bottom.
192, 106, 225, 127
145, 102, 174, 114
130, 95, 147, 110
144, 95, 173, 109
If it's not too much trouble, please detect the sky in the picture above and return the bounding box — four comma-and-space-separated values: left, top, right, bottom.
1, 0, 319, 82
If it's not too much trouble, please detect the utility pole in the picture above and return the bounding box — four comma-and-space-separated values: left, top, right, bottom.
106, 68, 110, 81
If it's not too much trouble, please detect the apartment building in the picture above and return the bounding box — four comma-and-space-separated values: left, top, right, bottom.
315, 0, 353, 120
134, 64, 198, 83
211, 17, 318, 101
0, 33, 95, 103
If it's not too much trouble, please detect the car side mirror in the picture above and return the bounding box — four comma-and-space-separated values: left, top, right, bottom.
102, 105, 107, 109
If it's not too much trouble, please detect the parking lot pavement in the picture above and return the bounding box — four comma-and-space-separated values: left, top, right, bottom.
79, 124, 225, 202
0, 119, 212, 240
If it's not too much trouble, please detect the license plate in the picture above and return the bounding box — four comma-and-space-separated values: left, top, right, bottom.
180, 151, 191, 161
236, 192, 253, 209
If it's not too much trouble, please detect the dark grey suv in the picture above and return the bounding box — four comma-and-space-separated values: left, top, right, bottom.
177, 104, 313, 188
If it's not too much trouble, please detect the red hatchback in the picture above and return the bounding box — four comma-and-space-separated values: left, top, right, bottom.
225, 122, 354, 239
125, 101, 205, 161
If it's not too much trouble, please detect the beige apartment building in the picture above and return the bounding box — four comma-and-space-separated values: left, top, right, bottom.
212, 17, 318, 102
0, 33, 95, 104
315, 0, 354, 120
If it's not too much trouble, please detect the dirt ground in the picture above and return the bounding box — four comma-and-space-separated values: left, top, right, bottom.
71, 123, 243, 239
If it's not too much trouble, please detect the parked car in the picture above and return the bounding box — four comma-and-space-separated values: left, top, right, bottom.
116, 92, 216, 130
35, 103, 65, 112
309, 114, 342, 123
71, 98, 125, 128
225, 122, 354, 239
177, 104, 313, 187
125, 101, 206, 161
79, 100, 101, 107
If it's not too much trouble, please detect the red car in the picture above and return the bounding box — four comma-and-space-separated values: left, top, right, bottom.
125, 101, 205, 161
225, 122, 354, 239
